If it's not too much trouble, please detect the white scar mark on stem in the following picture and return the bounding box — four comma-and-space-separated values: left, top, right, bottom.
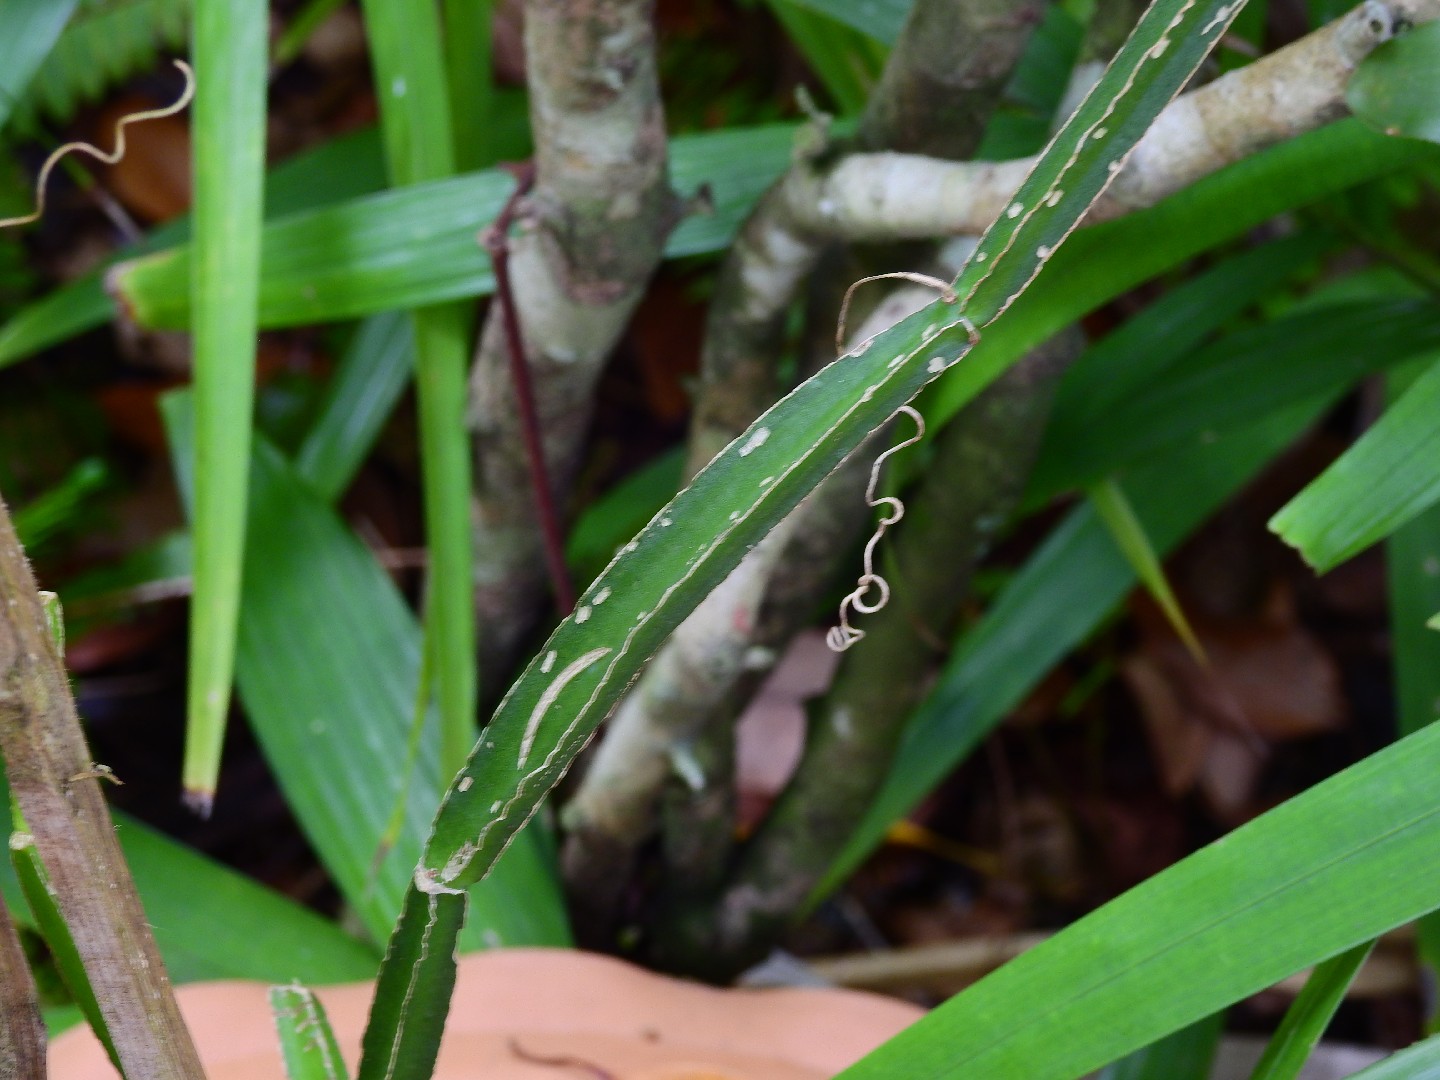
517, 647, 612, 768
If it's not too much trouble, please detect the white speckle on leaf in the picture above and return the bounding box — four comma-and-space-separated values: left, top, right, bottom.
1006, 202, 1023, 219
975, 251, 988, 262
1037, 245, 1052, 260
928, 356, 947, 373
621, 540, 638, 555
1092, 126, 1108, 140
541, 650, 557, 673
458, 777, 473, 792
593, 587, 611, 605
659, 516, 673, 527
739, 427, 771, 457
490, 800, 501, 813
729, 510, 741, 521
1045, 189, 1064, 207
391, 76, 406, 97
576, 605, 592, 624
759, 476, 775, 487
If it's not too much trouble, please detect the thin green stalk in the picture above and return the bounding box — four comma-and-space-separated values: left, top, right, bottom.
183, 0, 269, 814
1247, 940, 1376, 1080
443, 0, 495, 172
359, 0, 478, 778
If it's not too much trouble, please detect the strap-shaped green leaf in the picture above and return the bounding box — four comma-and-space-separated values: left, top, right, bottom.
1272, 350, 1440, 571
838, 724, 1440, 1079
356, 0, 1248, 1071
271, 984, 352, 1080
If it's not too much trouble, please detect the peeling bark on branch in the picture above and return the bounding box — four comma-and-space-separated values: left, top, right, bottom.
0, 494, 201, 1079
469, 0, 680, 683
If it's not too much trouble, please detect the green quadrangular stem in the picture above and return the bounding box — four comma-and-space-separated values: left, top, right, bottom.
650, 329, 1085, 975
356, 0, 1251, 1071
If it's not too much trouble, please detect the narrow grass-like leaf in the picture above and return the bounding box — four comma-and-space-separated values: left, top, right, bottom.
271, 985, 352, 1080
0, 0, 80, 134
767, 0, 885, 113
821, 395, 1334, 896
1271, 351, 1440, 571
780, 0, 913, 43
182, 0, 268, 812
107, 122, 1432, 342
1345, 1033, 1440, 1078
838, 722, 1440, 1080
115, 815, 378, 984
1246, 939, 1375, 1080
11, 458, 107, 550
357, 0, 1249, 1069
294, 312, 413, 502
1032, 301, 1440, 499
1091, 477, 1203, 660
1096, 1012, 1225, 1080
163, 392, 569, 950
109, 122, 800, 329
1028, 230, 1332, 504
9, 831, 120, 1073
0, 124, 385, 369
359, 0, 477, 774
0, 760, 378, 988
1346, 21, 1440, 145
